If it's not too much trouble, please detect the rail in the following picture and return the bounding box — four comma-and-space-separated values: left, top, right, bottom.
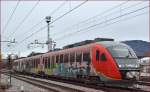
9, 73, 150, 92
5, 73, 104, 92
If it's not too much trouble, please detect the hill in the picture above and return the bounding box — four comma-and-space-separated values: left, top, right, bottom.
122, 40, 150, 57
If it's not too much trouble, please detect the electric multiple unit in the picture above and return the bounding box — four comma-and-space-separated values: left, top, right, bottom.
13, 39, 140, 84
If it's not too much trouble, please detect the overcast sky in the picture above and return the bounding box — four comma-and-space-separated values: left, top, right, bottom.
1, 0, 149, 57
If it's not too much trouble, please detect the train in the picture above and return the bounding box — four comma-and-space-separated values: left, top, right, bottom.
13, 38, 140, 85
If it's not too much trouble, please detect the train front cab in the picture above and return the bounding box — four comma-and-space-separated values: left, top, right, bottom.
92, 44, 122, 82
106, 43, 140, 81
92, 42, 140, 86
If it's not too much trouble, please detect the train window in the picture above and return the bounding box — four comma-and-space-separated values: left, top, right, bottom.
34, 59, 36, 68
27, 61, 30, 68
76, 53, 82, 62
51, 59, 53, 69
33, 59, 35, 68
60, 54, 64, 63
101, 53, 107, 61
38, 58, 40, 64
37, 58, 40, 68
52, 56, 55, 68
36, 59, 38, 68
70, 53, 75, 62
64, 53, 69, 63
83, 52, 90, 62
56, 55, 59, 63
48, 57, 51, 69
45, 57, 48, 68
26, 60, 31, 67
35, 59, 38, 68
31, 59, 34, 68
96, 50, 100, 61
36, 59, 37, 68
43, 58, 44, 64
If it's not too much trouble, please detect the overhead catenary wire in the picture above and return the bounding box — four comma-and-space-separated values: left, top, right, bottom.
72, 12, 149, 39
78, 1, 146, 28
15, 0, 88, 48
56, 11, 148, 47
14, 0, 148, 53
50, 0, 88, 24
20, 25, 47, 44
15, 0, 67, 39
8, 0, 41, 40
54, 5, 149, 41
52, 0, 145, 36
96, 11, 148, 35
18, 5, 148, 50
68, 0, 129, 27
2, 0, 20, 34
38, 1, 144, 40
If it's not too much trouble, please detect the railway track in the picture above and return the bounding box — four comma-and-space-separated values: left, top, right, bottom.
136, 81, 150, 86
5, 73, 104, 92
6, 73, 149, 92
133, 81, 150, 92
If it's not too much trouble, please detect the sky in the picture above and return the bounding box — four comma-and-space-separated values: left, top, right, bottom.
1, 0, 149, 58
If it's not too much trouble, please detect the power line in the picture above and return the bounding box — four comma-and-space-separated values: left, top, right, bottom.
19, 25, 46, 44
54, 5, 149, 41
2, 0, 20, 34
50, 1, 67, 17
55, 11, 148, 46
35, 12, 148, 49
73, 0, 129, 26
79, 1, 146, 28
8, 0, 40, 40
38, 1, 143, 40
15, 1, 67, 39
52, 1, 145, 36
76, 12, 148, 37
50, 0, 88, 24
16, 0, 88, 47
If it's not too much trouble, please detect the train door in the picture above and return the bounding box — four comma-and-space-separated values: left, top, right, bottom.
92, 45, 109, 79
92, 44, 122, 81
64, 53, 69, 76
82, 51, 91, 76
76, 51, 83, 78
69, 52, 75, 77
39, 56, 44, 73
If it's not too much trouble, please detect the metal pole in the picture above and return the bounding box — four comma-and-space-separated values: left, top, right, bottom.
47, 22, 50, 51
46, 16, 52, 51
0, 28, 1, 80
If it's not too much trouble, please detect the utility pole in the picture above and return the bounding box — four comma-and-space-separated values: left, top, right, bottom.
7, 54, 13, 86
45, 16, 52, 51
28, 16, 56, 51
0, 23, 1, 81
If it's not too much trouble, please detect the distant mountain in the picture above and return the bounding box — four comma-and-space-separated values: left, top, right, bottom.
122, 40, 150, 57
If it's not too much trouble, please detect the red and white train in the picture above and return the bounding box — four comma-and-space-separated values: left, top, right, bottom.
13, 38, 140, 84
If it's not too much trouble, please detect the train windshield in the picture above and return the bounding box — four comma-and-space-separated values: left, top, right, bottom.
108, 45, 137, 58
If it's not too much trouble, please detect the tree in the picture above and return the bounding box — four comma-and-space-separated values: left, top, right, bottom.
7, 55, 13, 70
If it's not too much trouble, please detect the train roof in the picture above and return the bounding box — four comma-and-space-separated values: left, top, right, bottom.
63, 38, 114, 49
98, 41, 128, 48
16, 38, 131, 61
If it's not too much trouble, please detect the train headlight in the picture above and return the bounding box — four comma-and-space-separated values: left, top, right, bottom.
118, 65, 122, 68
118, 64, 124, 68
135, 64, 140, 68
126, 71, 140, 80
118, 64, 140, 68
